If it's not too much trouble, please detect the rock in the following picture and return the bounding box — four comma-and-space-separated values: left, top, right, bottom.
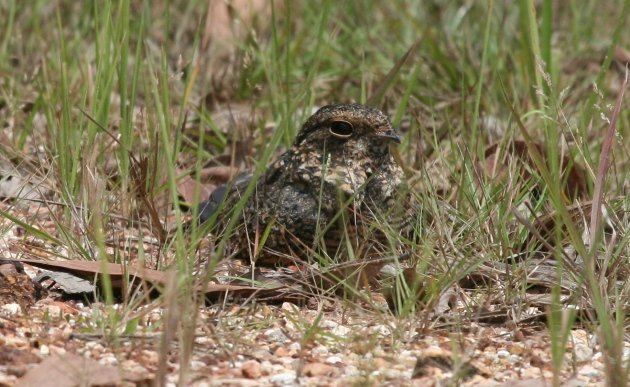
269, 371, 296, 385
241, 360, 262, 379
303, 362, 339, 377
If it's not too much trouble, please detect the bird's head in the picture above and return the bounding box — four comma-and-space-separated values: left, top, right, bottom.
293, 104, 401, 159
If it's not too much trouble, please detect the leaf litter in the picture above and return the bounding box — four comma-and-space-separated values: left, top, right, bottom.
1, 3, 630, 386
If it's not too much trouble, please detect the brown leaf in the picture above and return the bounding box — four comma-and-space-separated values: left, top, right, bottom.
177, 174, 216, 205
524, 201, 593, 250
412, 348, 453, 378
205, 0, 269, 49
563, 46, 630, 76
614, 47, 630, 64
9, 258, 298, 302
433, 285, 459, 315
0, 347, 41, 372
480, 140, 588, 201
19, 352, 121, 387
176, 166, 238, 206
412, 348, 479, 381
13, 258, 169, 284
0, 261, 44, 306
200, 165, 239, 183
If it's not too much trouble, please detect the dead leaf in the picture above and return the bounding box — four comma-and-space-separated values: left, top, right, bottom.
412, 348, 453, 379
177, 173, 216, 206
614, 47, 630, 64
8, 258, 296, 302
19, 352, 121, 387
177, 165, 239, 206
433, 285, 459, 315
480, 140, 588, 201
200, 165, 239, 183
0, 260, 44, 306
0, 155, 47, 201
0, 347, 41, 375
563, 46, 630, 76
412, 348, 478, 381
35, 270, 96, 295
206, 0, 270, 49
10, 258, 170, 285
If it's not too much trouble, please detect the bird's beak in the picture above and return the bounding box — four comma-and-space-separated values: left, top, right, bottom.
378, 129, 402, 144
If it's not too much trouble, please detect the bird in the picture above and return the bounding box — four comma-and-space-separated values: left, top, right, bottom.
199, 103, 411, 267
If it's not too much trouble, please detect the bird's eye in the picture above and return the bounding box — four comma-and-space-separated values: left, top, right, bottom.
329, 121, 354, 139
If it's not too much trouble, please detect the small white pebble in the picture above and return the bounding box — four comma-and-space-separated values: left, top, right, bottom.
263, 328, 288, 343
288, 342, 301, 352
312, 345, 328, 356
326, 355, 343, 364
508, 355, 520, 363
1, 303, 21, 316
190, 360, 206, 371
497, 349, 510, 358
43, 304, 62, 316
195, 336, 212, 345
100, 355, 118, 366
269, 372, 296, 385
39, 345, 50, 356
371, 325, 391, 337
381, 368, 407, 380
401, 350, 420, 358
281, 302, 299, 312
278, 356, 294, 365
260, 360, 274, 373
252, 349, 271, 358
85, 342, 104, 351
345, 365, 360, 376
579, 366, 600, 378
332, 325, 350, 337
49, 346, 66, 355
372, 347, 387, 357
574, 344, 593, 362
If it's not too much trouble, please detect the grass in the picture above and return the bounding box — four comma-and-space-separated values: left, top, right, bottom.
1, 0, 630, 385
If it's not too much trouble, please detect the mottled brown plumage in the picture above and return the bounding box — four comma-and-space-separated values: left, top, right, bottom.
200, 103, 410, 264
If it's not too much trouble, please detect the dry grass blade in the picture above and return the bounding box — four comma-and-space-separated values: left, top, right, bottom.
586, 66, 628, 387
79, 107, 168, 242
499, 79, 588, 259
366, 38, 422, 107
589, 67, 628, 251
0, 208, 63, 246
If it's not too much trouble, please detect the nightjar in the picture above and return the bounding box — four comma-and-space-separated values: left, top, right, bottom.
199, 103, 411, 265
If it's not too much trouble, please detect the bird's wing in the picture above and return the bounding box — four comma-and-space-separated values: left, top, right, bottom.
198, 171, 253, 224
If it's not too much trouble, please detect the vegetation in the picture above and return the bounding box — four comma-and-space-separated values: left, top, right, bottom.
1, 0, 629, 385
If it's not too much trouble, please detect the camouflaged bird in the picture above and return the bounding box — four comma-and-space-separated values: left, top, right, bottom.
199, 103, 410, 265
